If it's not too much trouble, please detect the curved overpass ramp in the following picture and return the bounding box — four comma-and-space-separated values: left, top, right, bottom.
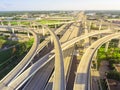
73, 33, 120, 90
0, 25, 65, 90
0, 26, 39, 89
3, 29, 113, 89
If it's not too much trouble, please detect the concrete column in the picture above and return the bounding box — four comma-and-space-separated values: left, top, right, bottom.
105, 42, 109, 52
51, 36, 53, 44
55, 24, 57, 29
89, 21, 92, 33
34, 23, 36, 30
1, 21, 4, 26
98, 20, 102, 39
27, 32, 30, 38
118, 39, 120, 48
30, 22, 32, 28
85, 21, 88, 34
37, 25, 40, 34
108, 21, 115, 33
12, 28, 15, 34
17, 21, 21, 26
89, 37, 92, 45
37, 25, 39, 30
93, 50, 98, 70
17, 21, 19, 26
99, 20, 102, 31
8, 21, 11, 26
110, 21, 112, 30
107, 23, 111, 30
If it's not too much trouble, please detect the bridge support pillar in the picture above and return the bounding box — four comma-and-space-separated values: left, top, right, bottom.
12, 28, 15, 34
27, 32, 30, 38
17, 21, 21, 26
89, 21, 92, 32
8, 21, 11, 26
118, 39, 120, 48
1, 21, 4, 26
55, 24, 57, 29
34, 25, 36, 30
37, 25, 39, 30
105, 42, 109, 52
89, 37, 92, 45
99, 20, 102, 31
93, 50, 98, 70
51, 36, 53, 44
30, 22, 32, 28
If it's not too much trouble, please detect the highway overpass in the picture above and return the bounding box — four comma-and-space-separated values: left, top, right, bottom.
74, 33, 120, 90
2, 29, 113, 90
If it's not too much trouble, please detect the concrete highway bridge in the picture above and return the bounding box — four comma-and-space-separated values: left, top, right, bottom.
0, 13, 120, 90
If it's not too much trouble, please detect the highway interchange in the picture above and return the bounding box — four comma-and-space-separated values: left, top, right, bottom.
0, 12, 120, 90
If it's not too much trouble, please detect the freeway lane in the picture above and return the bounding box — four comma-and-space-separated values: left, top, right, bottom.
0, 26, 39, 90
73, 33, 120, 90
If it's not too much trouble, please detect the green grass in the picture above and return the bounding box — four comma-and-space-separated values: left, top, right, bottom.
0, 38, 34, 80
21, 21, 30, 25
10, 21, 18, 25
0, 48, 13, 63
107, 71, 120, 81
0, 36, 18, 48
0, 37, 6, 48
37, 19, 61, 25
97, 40, 120, 69
2, 21, 30, 26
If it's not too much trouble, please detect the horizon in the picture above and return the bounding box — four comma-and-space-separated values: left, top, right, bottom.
0, 0, 120, 11
1, 9, 120, 12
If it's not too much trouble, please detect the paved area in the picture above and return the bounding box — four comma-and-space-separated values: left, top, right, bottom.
99, 61, 110, 78
91, 60, 110, 90
91, 69, 100, 90
108, 79, 120, 90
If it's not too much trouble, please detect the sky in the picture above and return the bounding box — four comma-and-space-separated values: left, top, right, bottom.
0, 0, 120, 11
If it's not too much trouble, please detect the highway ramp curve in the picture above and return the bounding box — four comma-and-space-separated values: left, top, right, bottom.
74, 33, 120, 90
0, 25, 39, 89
